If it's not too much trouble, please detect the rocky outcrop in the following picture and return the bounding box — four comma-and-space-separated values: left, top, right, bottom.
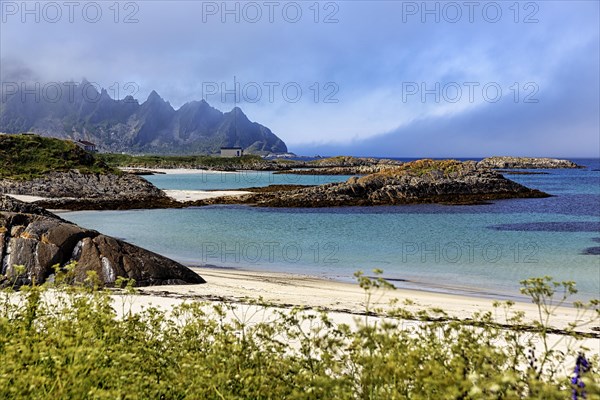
478, 157, 582, 169
237, 160, 550, 207
0, 170, 176, 210
308, 156, 403, 168
0, 170, 163, 198
272, 157, 404, 176
0, 195, 205, 288
0, 195, 62, 220
275, 165, 404, 176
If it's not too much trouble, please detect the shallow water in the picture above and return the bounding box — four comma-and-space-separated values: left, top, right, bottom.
144, 170, 352, 190
64, 158, 600, 301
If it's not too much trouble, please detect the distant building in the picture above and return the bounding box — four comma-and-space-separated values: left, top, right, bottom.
75, 140, 98, 153
220, 147, 244, 157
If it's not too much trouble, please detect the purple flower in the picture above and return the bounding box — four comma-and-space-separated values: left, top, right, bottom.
572, 353, 590, 400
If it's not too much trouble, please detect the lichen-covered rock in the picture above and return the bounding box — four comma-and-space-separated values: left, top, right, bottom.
478, 156, 582, 169
0, 195, 205, 288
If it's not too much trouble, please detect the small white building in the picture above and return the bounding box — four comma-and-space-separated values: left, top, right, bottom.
220, 147, 244, 157
75, 140, 98, 153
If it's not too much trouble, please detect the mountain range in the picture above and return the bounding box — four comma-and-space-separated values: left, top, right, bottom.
0, 80, 287, 154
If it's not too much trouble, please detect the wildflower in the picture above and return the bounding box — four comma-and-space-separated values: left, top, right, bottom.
572, 353, 590, 400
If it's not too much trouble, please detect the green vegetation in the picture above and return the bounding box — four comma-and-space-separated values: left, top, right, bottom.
357, 159, 471, 184
98, 153, 266, 169
309, 156, 371, 166
0, 266, 598, 399
395, 159, 465, 176
0, 134, 116, 180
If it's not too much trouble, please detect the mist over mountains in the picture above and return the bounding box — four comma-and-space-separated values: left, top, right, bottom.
0, 80, 287, 154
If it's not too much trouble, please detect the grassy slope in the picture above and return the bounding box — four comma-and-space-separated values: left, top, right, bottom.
0, 134, 117, 180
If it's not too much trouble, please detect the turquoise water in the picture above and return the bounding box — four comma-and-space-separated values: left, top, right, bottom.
64, 159, 600, 301
144, 171, 352, 190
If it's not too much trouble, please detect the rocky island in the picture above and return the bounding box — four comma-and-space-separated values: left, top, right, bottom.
478, 156, 583, 169
273, 156, 404, 175
0, 134, 175, 210
1, 134, 552, 210
203, 159, 550, 207
0, 195, 205, 288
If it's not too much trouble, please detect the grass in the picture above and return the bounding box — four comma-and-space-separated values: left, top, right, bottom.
355, 159, 473, 184
98, 153, 266, 169
395, 159, 465, 175
309, 156, 372, 166
0, 134, 117, 180
0, 266, 598, 399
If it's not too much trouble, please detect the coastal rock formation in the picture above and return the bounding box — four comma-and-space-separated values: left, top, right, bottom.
0, 171, 176, 210
0, 195, 62, 220
0, 170, 163, 199
309, 156, 403, 167
478, 156, 582, 169
0, 195, 205, 288
0, 134, 176, 210
275, 165, 404, 176
272, 156, 404, 176
240, 160, 550, 207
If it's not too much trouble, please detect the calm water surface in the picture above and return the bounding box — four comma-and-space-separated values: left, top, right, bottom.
64, 159, 600, 301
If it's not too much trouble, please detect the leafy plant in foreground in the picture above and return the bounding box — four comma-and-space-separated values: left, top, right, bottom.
0, 266, 597, 399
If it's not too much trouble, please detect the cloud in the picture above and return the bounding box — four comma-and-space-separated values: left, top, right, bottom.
0, 0, 597, 156
293, 40, 600, 158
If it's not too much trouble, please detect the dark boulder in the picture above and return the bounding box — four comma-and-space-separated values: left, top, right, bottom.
0, 195, 205, 288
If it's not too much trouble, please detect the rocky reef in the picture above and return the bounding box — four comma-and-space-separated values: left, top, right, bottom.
0, 195, 205, 288
235, 160, 550, 207
478, 156, 582, 169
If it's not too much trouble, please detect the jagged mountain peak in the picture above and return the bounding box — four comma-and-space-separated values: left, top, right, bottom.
140, 90, 174, 114
0, 80, 288, 155
147, 90, 161, 100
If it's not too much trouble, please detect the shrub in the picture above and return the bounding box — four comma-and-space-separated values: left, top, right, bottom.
0, 268, 597, 399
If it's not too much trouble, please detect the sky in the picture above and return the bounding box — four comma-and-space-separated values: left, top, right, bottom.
1, 0, 598, 157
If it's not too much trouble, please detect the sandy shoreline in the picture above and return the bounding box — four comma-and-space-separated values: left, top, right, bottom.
163, 189, 251, 201
4, 194, 49, 203
4, 168, 598, 339
119, 167, 238, 175
4, 187, 251, 204
136, 266, 600, 336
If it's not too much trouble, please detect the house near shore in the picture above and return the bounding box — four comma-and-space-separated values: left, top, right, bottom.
220, 147, 244, 157
75, 140, 98, 153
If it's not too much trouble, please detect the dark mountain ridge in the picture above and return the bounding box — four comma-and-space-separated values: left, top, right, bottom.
0, 80, 287, 154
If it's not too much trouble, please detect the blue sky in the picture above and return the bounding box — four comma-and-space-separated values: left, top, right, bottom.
1, 0, 598, 157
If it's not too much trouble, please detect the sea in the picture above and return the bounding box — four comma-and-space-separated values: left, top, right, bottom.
63, 158, 600, 302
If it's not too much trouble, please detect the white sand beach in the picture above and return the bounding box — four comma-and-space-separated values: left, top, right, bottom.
4, 194, 49, 203
163, 189, 252, 202
137, 267, 600, 336
119, 167, 238, 175
3, 184, 251, 204
120, 267, 599, 365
